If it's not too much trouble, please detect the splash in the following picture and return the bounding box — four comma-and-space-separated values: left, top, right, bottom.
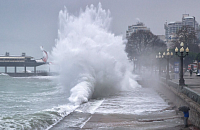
51, 3, 139, 105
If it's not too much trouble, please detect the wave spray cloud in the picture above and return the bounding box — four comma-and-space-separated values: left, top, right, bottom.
51, 3, 139, 105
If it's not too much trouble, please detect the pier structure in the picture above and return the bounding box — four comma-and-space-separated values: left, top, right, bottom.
0, 52, 47, 77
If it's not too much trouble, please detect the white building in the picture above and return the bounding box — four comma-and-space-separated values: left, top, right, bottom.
126, 22, 150, 39
164, 14, 200, 43
182, 14, 198, 28
164, 21, 182, 42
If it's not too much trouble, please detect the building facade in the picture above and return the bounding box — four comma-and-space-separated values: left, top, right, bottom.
126, 22, 150, 39
164, 14, 200, 43
164, 21, 182, 42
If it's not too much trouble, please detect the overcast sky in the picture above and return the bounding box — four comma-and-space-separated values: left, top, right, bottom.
0, 0, 199, 58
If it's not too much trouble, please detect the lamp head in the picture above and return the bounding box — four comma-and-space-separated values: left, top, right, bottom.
167, 52, 170, 56
180, 47, 184, 52
180, 42, 184, 47
186, 47, 189, 53
186, 47, 189, 55
175, 47, 178, 53
163, 52, 165, 56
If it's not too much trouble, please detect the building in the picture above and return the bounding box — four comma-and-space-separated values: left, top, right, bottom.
126, 22, 150, 39
164, 14, 200, 43
182, 14, 198, 28
164, 21, 182, 42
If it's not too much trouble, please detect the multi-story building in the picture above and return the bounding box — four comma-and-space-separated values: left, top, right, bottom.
164, 14, 200, 43
182, 14, 198, 28
126, 22, 150, 39
164, 21, 182, 42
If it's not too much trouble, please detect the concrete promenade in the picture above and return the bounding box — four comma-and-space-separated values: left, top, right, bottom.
135, 71, 200, 130
171, 71, 200, 95
51, 71, 200, 130
82, 72, 200, 130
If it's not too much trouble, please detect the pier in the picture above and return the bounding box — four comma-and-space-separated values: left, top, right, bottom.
0, 52, 48, 77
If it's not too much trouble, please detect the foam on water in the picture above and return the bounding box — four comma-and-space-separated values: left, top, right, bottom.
0, 73, 8, 76
51, 3, 140, 105
0, 104, 78, 130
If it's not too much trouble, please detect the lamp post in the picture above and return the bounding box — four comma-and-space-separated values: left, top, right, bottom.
163, 49, 173, 80
175, 42, 189, 86
156, 52, 163, 76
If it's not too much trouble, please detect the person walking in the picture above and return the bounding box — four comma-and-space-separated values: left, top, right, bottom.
183, 110, 189, 127
179, 106, 190, 128
189, 69, 193, 76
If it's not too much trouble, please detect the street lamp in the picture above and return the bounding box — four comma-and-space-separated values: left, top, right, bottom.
163, 49, 173, 80
156, 52, 163, 76
175, 42, 189, 86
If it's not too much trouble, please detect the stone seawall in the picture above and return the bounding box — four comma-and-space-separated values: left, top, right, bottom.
163, 78, 200, 106
182, 87, 200, 105
154, 78, 200, 128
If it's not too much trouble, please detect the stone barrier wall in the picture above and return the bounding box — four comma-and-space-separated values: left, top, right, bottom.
182, 87, 200, 105
167, 79, 200, 105
158, 80, 200, 127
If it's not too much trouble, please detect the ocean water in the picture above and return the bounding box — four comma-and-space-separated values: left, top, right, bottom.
0, 75, 77, 129
0, 3, 179, 130
0, 74, 179, 130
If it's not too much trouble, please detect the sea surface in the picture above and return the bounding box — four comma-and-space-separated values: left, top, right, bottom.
0, 74, 76, 129
0, 74, 182, 130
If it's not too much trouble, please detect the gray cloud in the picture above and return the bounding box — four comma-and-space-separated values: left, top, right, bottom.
0, 0, 199, 58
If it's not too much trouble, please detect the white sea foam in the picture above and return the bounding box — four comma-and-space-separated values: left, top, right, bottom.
0, 73, 8, 76
51, 3, 140, 106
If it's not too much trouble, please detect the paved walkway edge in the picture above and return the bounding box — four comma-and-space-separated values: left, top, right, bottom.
159, 80, 200, 128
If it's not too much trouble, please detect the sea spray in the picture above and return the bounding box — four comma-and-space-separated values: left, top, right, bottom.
0, 4, 141, 130
51, 3, 139, 105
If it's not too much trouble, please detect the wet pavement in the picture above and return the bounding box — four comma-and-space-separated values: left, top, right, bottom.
82, 88, 190, 130
81, 72, 200, 130
51, 72, 200, 130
